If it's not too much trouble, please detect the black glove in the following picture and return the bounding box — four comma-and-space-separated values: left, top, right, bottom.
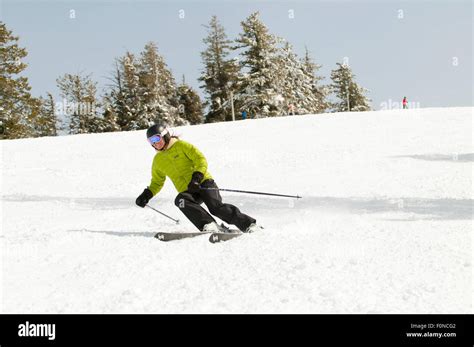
136, 188, 153, 207
187, 171, 204, 193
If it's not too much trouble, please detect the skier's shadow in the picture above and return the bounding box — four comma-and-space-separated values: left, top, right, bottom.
224, 195, 473, 221
69, 229, 157, 238
2, 195, 134, 210
391, 153, 474, 162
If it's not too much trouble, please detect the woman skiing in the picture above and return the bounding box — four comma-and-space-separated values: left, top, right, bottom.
135, 124, 263, 233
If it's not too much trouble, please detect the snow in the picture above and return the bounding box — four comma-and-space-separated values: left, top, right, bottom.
1, 107, 472, 313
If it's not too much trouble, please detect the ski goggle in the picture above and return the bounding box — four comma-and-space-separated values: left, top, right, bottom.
147, 134, 162, 145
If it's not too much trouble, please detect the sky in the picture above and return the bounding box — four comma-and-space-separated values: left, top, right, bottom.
1, 0, 472, 110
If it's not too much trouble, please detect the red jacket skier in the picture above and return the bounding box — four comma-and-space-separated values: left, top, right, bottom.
402, 97, 408, 109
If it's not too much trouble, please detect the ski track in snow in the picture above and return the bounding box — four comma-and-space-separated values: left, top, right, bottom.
1, 107, 472, 313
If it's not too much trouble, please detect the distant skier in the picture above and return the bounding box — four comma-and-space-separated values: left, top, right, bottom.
241, 110, 247, 120
288, 104, 295, 115
135, 124, 263, 233
402, 96, 408, 109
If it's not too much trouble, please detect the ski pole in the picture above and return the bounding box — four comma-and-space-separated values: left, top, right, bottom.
146, 205, 180, 224
200, 187, 302, 199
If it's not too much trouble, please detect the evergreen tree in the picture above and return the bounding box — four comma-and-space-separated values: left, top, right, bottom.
138, 42, 186, 127
330, 62, 371, 112
56, 73, 104, 134
0, 22, 41, 139
105, 56, 139, 131
199, 15, 239, 123
108, 44, 187, 130
35, 93, 58, 137
115, 52, 143, 130
301, 47, 329, 113
277, 41, 321, 115
101, 101, 121, 133
233, 12, 284, 118
177, 76, 203, 125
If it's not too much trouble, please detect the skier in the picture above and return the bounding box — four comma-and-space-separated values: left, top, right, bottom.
135, 124, 263, 233
402, 96, 408, 109
288, 104, 296, 116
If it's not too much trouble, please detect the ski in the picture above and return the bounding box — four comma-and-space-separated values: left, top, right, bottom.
154, 231, 210, 241
155, 223, 244, 242
209, 231, 243, 243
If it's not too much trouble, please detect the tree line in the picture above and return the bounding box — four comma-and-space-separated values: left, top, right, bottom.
0, 12, 371, 140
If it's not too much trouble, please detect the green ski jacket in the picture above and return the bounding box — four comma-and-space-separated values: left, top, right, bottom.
148, 139, 213, 195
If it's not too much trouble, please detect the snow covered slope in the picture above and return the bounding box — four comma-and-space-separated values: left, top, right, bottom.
1, 107, 472, 313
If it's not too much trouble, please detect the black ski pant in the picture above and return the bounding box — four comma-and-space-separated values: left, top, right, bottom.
174, 179, 256, 231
